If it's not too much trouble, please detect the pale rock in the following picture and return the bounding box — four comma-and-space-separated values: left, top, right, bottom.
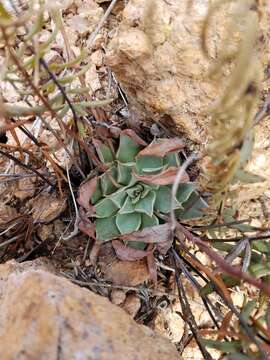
55, 26, 78, 49
111, 0, 125, 15
106, 0, 270, 204
39, 129, 61, 151
44, 0, 73, 11
0, 260, 181, 360
153, 305, 185, 343
122, 293, 141, 318
0, 81, 21, 102
74, 0, 104, 33
0, 203, 17, 224
14, 175, 37, 200
106, 0, 270, 143
53, 219, 66, 238
37, 224, 54, 241
90, 49, 104, 67
182, 339, 220, 360
78, 0, 104, 21
7, 121, 35, 146
106, 0, 215, 141
231, 289, 244, 308
66, 15, 91, 35
87, 32, 106, 50
30, 193, 67, 223
102, 258, 149, 286
39, 29, 53, 43
70, 45, 81, 58
43, 50, 62, 67
99, 243, 149, 286
110, 289, 126, 305
85, 63, 102, 92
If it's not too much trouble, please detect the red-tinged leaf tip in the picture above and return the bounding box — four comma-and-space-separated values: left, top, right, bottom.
137, 138, 184, 157
133, 167, 189, 185
78, 218, 96, 239
77, 177, 98, 212
121, 129, 147, 146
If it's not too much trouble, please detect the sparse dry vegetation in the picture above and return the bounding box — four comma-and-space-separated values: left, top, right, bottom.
0, 1, 270, 359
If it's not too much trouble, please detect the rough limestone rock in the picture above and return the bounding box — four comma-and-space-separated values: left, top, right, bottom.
0, 260, 180, 360
106, 0, 269, 143
107, 0, 270, 203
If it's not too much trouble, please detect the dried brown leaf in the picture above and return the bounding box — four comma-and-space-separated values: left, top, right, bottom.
217, 311, 233, 340
137, 138, 184, 157
78, 218, 96, 239
112, 240, 152, 261
77, 177, 97, 212
147, 247, 157, 288
133, 167, 189, 185
120, 224, 172, 255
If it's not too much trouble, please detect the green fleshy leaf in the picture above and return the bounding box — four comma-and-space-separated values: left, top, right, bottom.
253, 241, 270, 254
176, 192, 207, 220
119, 196, 135, 214
134, 191, 156, 216
155, 185, 174, 213
91, 179, 102, 204
126, 184, 144, 200
200, 274, 240, 296
249, 262, 270, 278
240, 300, 257, 323
116, 212, 141, 234
233, 169, 265, 184
176, 183, 196, 204
95, 142, 115, 164
116, 134, 142, 164
155, 185, 183, 214
135, 155, 164, 174
140, 187, 150, 199
95, 217, 120, 241
225, 355, 254, 360
141, 213, 159, 228
127, 175, 138, 187
132, 193, 142, 204
100, 166, 118, 195
94, 198, 118, 218
222, 212, 255, 232
201, 339, 242, 353
239, 131, 254, 167
107, 188, 127, 208
164, 152, 180, 168
117, 162, 132, 185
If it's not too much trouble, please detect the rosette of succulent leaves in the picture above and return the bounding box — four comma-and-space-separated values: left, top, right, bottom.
86, 130, 207, 249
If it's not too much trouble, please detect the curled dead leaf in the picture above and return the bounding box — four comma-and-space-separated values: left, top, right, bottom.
120, 224, 172, 249
147, 247, 157, 287
77, 177, 97, 212
78, 217, 96, 239
133, 167, 189, 185
112, 240, 152, 261
137, 138, 184, 157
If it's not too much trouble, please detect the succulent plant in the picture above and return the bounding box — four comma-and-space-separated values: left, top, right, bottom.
88, 130, 206, 248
